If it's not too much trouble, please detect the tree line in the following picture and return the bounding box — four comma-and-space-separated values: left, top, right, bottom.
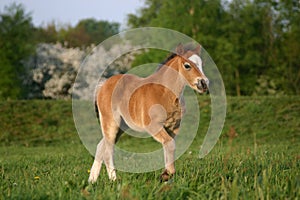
0, 0, 299, 99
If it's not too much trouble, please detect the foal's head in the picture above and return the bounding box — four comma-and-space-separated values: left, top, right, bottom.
167, 44, 209, 94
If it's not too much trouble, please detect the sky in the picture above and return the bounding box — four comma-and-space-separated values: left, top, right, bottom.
0, 0, 144, 29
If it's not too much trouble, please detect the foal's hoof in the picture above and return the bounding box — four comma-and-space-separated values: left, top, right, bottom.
160, 169, 173, 182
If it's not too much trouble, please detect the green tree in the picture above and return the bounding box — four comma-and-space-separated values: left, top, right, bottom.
223, 0, 272, 95
64, 19, 120, 47
127, 0, 162, 27
0, 3, 35, 99
34, 19, 120, 48
274, 0, 300, 94
34, 22, 59, 44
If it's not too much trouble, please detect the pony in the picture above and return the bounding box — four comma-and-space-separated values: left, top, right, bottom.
88, 44, 208, 183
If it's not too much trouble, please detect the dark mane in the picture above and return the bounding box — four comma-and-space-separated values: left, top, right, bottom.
156, 53, 177, 71
156, 43, 199, 72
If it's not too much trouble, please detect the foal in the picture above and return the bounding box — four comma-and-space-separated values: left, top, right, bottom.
89, 44, 208, 183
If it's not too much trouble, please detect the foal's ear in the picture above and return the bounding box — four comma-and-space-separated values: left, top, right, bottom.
193, 45, 201, 55
175, 43, 185, 55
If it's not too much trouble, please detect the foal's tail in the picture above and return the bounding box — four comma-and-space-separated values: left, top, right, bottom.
94, 101, 99, 120
94, 80, 106, 120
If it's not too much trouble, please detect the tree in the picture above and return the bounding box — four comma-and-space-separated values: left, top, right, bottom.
0, 3, 35, 99
274, 0, 300, 94
34, 19, 120, 48
64, 19, 120, 47
127, 0, 162, 27
34, 22, 59, 44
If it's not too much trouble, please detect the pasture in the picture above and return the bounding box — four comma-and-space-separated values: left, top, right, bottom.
0, 96, 299, 199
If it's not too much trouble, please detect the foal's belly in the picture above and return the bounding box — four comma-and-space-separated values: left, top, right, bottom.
116, 81, 183, 136
121, 117, 146, 132
118, 100, 182, 137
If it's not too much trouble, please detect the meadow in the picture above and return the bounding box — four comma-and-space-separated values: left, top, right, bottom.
0, 96, 299, 199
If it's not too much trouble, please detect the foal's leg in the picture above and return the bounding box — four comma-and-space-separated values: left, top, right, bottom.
101, 115, 123, 181
103, 137, 117, 181
152, 128, 176, 181
89, 137, 118, 183
89, 139, 105, 183
89, 114, 121, 183
146, 105, 176, 181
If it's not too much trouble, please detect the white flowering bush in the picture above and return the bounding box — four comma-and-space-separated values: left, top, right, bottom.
24, 43, 140, 99
24, 43, 85, 99
72, 42, 142, 100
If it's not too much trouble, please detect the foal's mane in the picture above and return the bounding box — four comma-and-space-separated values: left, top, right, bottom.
156, 53, 177, 71
156, 43, 199, 72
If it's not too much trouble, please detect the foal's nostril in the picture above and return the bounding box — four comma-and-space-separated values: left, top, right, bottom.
197, 79, 207, 91
200, 79, 207, 90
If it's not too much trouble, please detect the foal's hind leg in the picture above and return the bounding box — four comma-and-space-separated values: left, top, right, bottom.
89, 114, 122, 183
88, 137, 118, 183
103, 137, 117, 181
89, 139, 105, 183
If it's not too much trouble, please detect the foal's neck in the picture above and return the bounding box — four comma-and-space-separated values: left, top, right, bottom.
152, 64, 186, 97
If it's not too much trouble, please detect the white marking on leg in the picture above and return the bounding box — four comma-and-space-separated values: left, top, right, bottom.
103, 140, 117, 181
88, 139, 105, 183
107, 167, 117, 181
88, 160, 103, 183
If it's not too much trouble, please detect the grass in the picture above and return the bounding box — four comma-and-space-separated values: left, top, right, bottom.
0, 96, 299, 199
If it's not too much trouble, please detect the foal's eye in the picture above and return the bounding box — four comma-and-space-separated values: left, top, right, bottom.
183, 62, 191, 70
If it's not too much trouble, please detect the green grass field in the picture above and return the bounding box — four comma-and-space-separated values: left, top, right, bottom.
0, 96, 299, 199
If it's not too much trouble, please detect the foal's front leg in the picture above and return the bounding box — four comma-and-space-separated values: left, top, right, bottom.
152, 128, 176, 181
161, 138, 176, 182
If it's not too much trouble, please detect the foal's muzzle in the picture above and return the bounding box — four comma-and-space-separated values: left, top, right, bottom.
197, 79, 208, 92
